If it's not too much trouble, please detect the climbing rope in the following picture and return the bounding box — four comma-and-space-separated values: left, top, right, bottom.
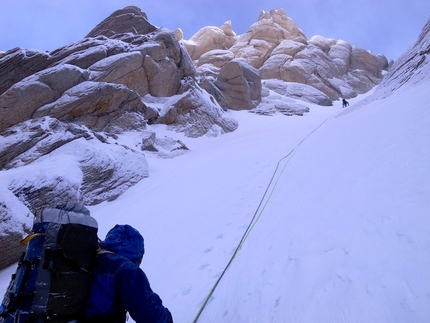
192, 108, 341, 323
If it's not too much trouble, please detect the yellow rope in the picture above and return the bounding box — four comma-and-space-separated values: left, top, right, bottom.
193, 109, 340, 322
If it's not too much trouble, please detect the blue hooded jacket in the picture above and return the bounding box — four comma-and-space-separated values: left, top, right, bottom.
85, 225, 173, 323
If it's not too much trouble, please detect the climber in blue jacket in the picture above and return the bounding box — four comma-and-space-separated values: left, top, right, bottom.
84, 224, 173, 323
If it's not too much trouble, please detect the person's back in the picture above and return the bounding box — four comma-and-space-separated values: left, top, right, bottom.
84, 225, 173, 323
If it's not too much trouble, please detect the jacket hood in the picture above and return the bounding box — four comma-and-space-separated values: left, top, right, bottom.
100, 224, 144, 266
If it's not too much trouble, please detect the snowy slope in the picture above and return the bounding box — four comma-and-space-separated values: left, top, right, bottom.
1, 80, 429, 322
196, 82, 430, 323
1, 81, 430, 323
1, 73, 430, 323
96, 76, 429, 323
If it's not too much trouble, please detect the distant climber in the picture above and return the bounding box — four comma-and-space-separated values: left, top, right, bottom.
342, 98, 350, 108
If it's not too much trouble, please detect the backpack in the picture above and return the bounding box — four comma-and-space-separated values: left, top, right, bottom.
0, 201, 99, 323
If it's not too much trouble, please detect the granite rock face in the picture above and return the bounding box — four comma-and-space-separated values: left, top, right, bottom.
214, 60, 262, 110
186, 8, 390, 101
182, 23, 236, 60
0, 6, 200, 133
85, 5, 157, 37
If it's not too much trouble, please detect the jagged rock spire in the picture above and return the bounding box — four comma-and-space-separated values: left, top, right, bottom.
86, 6, 157, 38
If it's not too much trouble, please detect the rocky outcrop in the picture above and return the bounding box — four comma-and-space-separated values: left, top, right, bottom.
1, 117, 149, 208
348, 16, 430, 112
196, 49, 235, 68
198, 76, 230, 111
229, 9, 305, 69
259, 35, 387, 100
85, 6, 157, 38
214, 60, 262, 110
152, 83, 238, 137
33, 81, 145, 132
376, 17, 430, 94
0, 198, 32, 269
253, 78, 334, 117
262, 79, 332, 106
88, 51, 149, 95
0, 6, 225, 270
182, 22, 236, 60
0, 48, 50, 96
186, 8, 390, 101
0, 7, 206, 134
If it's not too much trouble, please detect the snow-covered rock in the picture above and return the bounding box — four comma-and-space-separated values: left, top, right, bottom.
0, 64, 89, 131
252, 94, 310, 116
345, 16, 430, 112
0, 117, 149, 207
0, 191, 32, 269
151, 85, 238, 137
0, 48, 50, 96
262, 79, 332, 106
140, 131, 190, 158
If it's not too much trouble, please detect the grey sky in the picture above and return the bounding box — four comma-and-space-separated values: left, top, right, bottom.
1, 0, 429, 61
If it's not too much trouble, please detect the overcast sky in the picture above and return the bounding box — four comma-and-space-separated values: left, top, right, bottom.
1, 0, 429, 61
